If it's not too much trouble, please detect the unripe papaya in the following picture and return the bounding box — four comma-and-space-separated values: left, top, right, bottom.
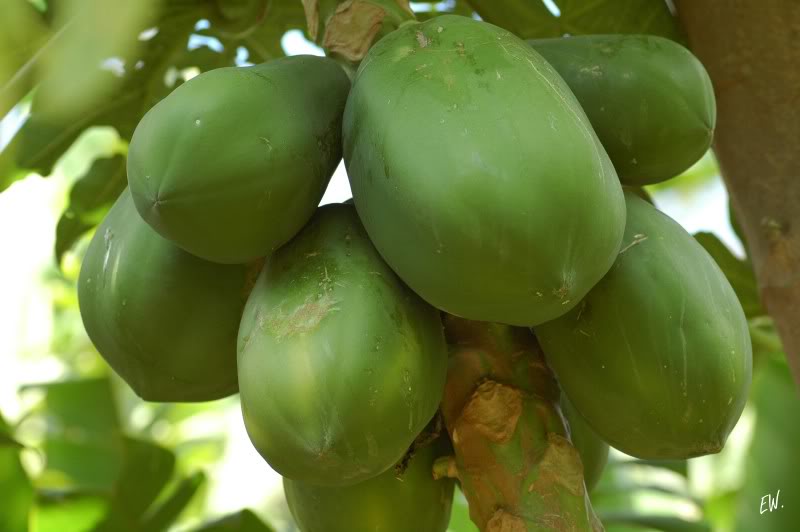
529, 35, 716, 185
344, 15, 625, 327
78, 189, 250, 402
535, 192, 752, 459
237, 203, 447, 486
561, 395, 608, 492
284, 436, 454, 532
127, 55, 350, 264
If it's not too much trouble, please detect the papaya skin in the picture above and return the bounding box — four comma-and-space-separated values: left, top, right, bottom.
78, 189, 250, 402
127, 55, 350, 264
535, 192, 752, 460
529, 35, 716, 185
344, 15, 625, 327
237, 203, 448, 486
284, 435, 454, 532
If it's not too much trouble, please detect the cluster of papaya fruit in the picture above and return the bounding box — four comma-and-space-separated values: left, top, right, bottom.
78, 13, 752, 531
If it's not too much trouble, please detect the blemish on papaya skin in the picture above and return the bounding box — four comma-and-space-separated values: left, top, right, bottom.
416, 31, 429, 48
265, 293, 340, 341
459, 380, 522, 444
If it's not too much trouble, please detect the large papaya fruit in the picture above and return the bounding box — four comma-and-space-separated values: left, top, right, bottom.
561, 395, 609, 492
237, 203, 447, 486
343, 15, 626, 327
529, 35, 716, 185
535, 191, 752, 459
78, 189, 251, 402
127, 55, 350, 264
284, 434, 454, 532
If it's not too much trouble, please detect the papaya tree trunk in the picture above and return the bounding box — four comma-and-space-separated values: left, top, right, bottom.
675, 1, 800, 389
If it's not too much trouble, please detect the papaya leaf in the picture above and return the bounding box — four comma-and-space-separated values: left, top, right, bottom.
0, 413, 33, 532
735, 357, 800, 531
694, 232, 764, 318
598, 512, 712, 532
139, 471, 206, 532
464, 0, 682, 41
55, 154, 127, 263
0, 1, 206, 192
191, 509, 275, 532
21, 377, 125, 493
0, 0, 49, 119
35, 492, 110, 532
228, 0, 307, 63
92, 437, 176, 530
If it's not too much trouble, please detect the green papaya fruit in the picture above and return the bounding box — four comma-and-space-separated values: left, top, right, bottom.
343, 15, 625, 327
127, 55, 351, 264
529, 35, 716, 186
237, 203, 448, 486
78, 189, 251, 402
284, 435, 454, 532
535, 192, 752, 459
561, 395, 609, 492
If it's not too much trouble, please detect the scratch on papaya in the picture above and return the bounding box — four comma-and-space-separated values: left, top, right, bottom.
266, 294, 340, 340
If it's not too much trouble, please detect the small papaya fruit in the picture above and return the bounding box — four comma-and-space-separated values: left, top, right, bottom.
535, 191, 752, 459
127, 55, 351, 264
561, 395, 608, 492
284, 434, 454, 532
238, 203, 447, 486
343, 15, 625, 326
78, 189, 251, 402
529, 35, 716, 185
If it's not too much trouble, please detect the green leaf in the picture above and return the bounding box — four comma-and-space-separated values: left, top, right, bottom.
0, 423, 33, 532
192, 509, 275, 532
225, 0, 307, 63
447, 487, 479, 532
735, 357, 800, 531
694, 232, 764, 318
92, 437, 176, 530
0, 1, 205, 192
35, 492, 109, 532
599, 512, 711, 532
55, 153, 127, 262
23, 377, 124, 493
140, 471, 206, 532
0, 0, 48, 118
464, 0, 682, 40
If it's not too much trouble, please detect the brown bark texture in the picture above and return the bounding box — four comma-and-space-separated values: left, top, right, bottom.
676, 1, 800, 387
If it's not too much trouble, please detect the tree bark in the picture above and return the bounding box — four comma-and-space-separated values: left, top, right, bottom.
676, 1, 800, 388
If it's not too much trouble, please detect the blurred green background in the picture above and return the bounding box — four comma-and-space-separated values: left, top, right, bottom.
1, 1, 797, 531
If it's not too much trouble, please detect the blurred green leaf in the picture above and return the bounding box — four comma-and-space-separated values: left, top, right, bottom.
92, 437, 176, 530
599, 512, 711, 532
0, 1, 204, 191
24, 378, 124, 492
192, 509, 275, 532
221, 0, 306, 63
0, 413, 33, 532
0, 0, 48, 118
694, 232, 764, 318
447, 487, 479, 532
140, 471, 206, 532
464, 0, 681, 40
55, 154, 127, 262
35, 493, 109, 532
735, 357, 800, 531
